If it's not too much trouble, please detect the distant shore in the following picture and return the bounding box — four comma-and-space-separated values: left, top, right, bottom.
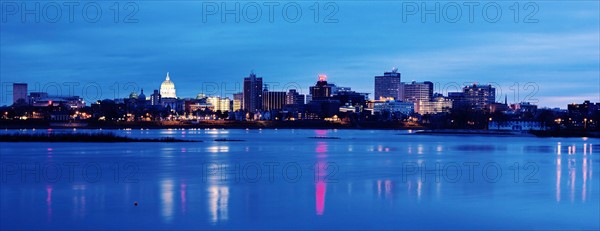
0, 120, 598, 138
0, 120, 422, 130
0, 132, 198, 142
416, 129, 599, 138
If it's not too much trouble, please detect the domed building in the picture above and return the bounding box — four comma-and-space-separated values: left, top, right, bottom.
138, 89, 146, 101
160, 72, 177, 99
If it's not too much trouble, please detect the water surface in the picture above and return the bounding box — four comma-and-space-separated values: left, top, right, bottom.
1, 129, 598, 230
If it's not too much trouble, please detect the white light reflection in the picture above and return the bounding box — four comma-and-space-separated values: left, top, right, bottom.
207, 146, 229, 153
160, 179, 174, 223
208, 185, 229, 223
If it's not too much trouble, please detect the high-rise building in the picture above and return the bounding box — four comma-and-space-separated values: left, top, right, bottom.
262, 89, 287, 111
13, 83, 27, 104
233, 93, 243, 111
243, 72, 263, 111
160, 72, 177, 99
462, 84, 496, 110
332, 87, 369, 107
309, 74, 334, 99
286, 89, 305, 105
374, 68, 402, 100
150, 89, 161, 106
403, 81, 433, 103
417, 94, 453, 114
403, 81, 433, 113
207, 96, 231, 112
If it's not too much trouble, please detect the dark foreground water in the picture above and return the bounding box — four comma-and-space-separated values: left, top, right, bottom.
1, 129, 598, 230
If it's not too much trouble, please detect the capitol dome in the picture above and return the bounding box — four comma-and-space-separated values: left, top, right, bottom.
160, 72, 177, 99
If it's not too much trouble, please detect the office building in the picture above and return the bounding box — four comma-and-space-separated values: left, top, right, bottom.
13, 83, 27, 104
233, 93, 243, 111
262, 89, 287, 111
374, 68, 402, 100
309, 74, 334, 99
243, 72, 263, 111
286, 89, 305, 105
462, 84, 496, 110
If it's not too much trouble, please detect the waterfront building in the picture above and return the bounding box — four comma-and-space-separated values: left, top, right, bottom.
286, 89, 305, 105
417, 94, 453, 114
403, 81, 433, 103
32, 96, 86, 109
462, 84, 496, 110
510, 102, 538, 114
488, 120, 546, 131
233, 93, 243, 111
207, 96, 231, 112
332, 88, 369, 108
403, 81, 433, 113
309, 75, 334, 99
567, 100, 600, 128
243, 72, 263, 111
370, 100, 414, 115
374, 68, 402, 100
262, 88, 287, 111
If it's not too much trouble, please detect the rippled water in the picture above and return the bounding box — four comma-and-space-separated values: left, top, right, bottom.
1, 129, 598, 230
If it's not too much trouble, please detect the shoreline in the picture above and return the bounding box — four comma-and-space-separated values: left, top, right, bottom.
0, 133, 199, 143
0, 120, 423, 130
1, 121, 598, 138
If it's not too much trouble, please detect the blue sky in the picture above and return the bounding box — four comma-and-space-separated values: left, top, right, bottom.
1, 1, 598, 108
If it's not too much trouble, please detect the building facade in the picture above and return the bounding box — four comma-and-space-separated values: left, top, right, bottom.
262, 90, 287, 111
286, 89, 305, 105
243, 72, 263, 111
374, 69, 401, 100
207, 96, 231, 112
309, 75, 334, 99
233, 93, 243, 111
463, 84, 496, 110
13, 83, 27, 104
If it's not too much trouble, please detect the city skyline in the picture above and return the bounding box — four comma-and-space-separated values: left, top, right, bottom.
3, 68, 595, 110
1, 1, 598, 108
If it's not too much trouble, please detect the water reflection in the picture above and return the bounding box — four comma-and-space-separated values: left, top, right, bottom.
160, 179, 174, 223
315, 133, 328, 216
1, 129, 599, 230
71, 184, 86, 219
207, 184, 229, 223
46, 185, 53, 222
555, 141, 595, 203
207, 146, 229, 153
181, 183, 188, 214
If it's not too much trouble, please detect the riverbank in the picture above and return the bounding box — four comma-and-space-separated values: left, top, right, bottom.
0, 132, 199, 142
416, 129, 600, 138
0, 120, 423, 130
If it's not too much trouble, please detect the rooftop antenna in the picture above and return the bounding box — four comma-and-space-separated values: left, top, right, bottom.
392, 67, 398, 73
